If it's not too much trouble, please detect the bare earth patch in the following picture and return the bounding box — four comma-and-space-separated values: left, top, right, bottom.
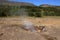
0, 17, 60, 40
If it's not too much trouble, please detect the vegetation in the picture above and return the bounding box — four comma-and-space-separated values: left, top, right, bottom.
0, 5, 11, 17
0, 5, 60, 17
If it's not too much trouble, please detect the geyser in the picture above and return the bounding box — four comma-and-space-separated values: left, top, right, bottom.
22, 19, 37, 32
19, 8, 37, 32
20, 8, 46, 32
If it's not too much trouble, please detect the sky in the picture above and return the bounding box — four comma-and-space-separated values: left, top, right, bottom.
9, 0, 60, 6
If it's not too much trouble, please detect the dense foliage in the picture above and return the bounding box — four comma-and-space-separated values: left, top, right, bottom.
0, 5, 11, 17
0, 5, 60, 17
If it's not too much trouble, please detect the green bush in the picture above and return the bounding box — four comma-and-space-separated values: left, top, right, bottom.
0, 5, 11, 17
0, 5, 60, 17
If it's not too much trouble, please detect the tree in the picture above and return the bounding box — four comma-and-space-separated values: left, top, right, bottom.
0, 5, 11, 17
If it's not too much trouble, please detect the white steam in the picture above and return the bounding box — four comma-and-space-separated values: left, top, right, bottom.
20, 8, 36, 32
22, 19, 36, 32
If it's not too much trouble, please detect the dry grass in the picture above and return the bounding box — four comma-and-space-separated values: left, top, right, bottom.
0, 17, 60, 26
0, 17, 60, 40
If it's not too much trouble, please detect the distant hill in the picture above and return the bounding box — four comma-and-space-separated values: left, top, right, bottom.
0, 0, 7, 2
0, 1, 36, 6
40, 4, 60, 7
0, 1, 60, 17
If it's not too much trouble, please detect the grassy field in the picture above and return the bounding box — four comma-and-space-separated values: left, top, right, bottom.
0, 16, 60, 26
0, 16, 60, 40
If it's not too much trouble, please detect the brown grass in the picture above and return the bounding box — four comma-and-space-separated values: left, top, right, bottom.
0, 17, 60, 40
0, 17, 60, 26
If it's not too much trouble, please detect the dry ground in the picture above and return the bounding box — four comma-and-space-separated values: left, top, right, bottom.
0, 17, 60, 40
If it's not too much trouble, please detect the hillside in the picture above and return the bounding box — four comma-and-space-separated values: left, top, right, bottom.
40, 4, 60, 7
0, 1, 35, 6
0, 2, 60, 17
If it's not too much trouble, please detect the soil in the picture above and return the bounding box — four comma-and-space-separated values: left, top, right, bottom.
0, 17, 60, 40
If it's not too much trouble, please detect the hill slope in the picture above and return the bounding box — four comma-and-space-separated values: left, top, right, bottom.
0, 1, 35, 6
